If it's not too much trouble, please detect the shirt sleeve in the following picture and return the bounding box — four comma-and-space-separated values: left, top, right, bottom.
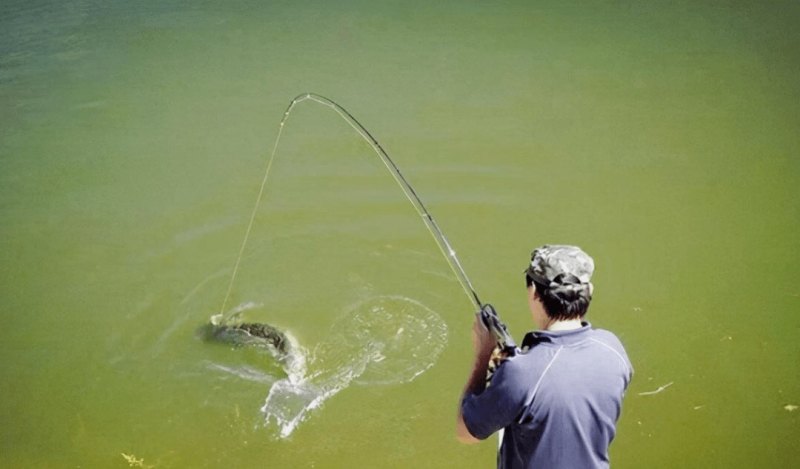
460, 357, 528, 440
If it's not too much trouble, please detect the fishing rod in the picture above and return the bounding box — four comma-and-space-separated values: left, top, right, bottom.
219, 93, 514, 351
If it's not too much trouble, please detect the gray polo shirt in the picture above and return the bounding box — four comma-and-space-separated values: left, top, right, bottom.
461, 324, 632, 469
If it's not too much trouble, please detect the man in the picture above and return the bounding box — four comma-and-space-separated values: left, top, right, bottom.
456, 245, 632, 468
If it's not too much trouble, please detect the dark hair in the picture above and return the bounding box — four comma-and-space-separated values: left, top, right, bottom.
529, 275, 592, 321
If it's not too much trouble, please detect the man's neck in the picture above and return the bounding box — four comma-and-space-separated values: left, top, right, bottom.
545, 319, 584, 331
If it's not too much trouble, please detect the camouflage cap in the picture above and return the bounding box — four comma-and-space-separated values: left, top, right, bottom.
526, 245, 594, 287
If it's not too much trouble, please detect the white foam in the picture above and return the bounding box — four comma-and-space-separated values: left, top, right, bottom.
260, 379, 326, 438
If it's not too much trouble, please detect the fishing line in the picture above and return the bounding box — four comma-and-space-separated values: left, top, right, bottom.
219, 93, 482, 320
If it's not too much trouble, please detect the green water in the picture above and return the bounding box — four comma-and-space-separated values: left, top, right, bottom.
1, 0, 798, 467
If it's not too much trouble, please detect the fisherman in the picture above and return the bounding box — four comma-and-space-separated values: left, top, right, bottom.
456, 245, 632, 468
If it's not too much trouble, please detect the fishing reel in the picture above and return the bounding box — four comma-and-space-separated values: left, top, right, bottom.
479, 304, 517, 357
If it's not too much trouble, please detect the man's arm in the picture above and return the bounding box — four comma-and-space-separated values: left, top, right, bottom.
456, 315, 496, 444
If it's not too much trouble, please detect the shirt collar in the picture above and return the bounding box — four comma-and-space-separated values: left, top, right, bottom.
520, 322, 592, 352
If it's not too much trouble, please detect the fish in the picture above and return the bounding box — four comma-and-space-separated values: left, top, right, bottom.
198, 312, 290, 356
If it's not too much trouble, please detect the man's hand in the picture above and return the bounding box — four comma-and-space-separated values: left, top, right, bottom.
472, 312, 496, 360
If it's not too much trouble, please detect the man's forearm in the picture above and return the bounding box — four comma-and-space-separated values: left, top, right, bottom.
456, 350, 492, 443
462, 351, 491, 397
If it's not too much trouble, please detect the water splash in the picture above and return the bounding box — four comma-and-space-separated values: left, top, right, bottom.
260, 295, 447, 438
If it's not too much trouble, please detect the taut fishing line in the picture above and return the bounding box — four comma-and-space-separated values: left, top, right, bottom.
219, 93, 483, 320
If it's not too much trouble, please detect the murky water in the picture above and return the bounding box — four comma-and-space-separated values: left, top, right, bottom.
1, 1, 798, 467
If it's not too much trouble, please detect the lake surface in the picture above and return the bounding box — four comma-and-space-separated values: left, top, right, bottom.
1, 1, 798, 467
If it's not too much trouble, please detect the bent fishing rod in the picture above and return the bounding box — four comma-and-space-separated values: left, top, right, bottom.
219, 93, 514, 351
